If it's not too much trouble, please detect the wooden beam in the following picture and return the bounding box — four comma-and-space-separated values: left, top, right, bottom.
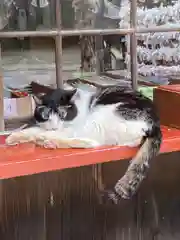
0, 126, 179, 179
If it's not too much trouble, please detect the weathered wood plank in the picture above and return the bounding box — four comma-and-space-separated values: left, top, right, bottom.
0, 152, 180, 239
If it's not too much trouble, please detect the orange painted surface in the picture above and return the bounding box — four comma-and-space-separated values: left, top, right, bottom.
0, 126, 180, 179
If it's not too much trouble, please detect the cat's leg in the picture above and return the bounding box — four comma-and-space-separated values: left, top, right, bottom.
111, 151, 148, 202
101, 119, 161, 203
35, 131, 101, 149
102, 147, 148, 204
6, 127, 44, 146
106, 135, 161, 204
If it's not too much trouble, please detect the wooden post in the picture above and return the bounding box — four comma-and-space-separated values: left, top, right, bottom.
94, 0, 105, 75
72, 0, 96, 72
0, 45, 4, 226
79, 35, 96, 72
0, 75, 4, 131
0, 45, 4, 131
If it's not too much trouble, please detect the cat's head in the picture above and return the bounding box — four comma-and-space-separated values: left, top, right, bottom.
33, 88, 77, 130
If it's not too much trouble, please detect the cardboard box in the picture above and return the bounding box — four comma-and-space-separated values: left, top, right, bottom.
4, 96, 35, 121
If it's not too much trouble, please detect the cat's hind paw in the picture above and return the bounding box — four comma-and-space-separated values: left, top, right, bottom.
114, 173, 143, 200
101, 189, 120, 204
114, 162, 149, 199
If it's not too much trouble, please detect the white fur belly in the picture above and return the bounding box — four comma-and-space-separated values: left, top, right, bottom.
114, 120, 148, 147
74, 105, 149, 147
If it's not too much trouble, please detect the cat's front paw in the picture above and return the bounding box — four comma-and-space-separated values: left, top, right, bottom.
6, 132, 33, 146
36, 137, 69, 149
35, 132, 67, 149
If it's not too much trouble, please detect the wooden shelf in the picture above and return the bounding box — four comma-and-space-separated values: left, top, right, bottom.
0, 126, 180, 180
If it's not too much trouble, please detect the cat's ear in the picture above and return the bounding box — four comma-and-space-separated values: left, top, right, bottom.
33, 93, 46, 105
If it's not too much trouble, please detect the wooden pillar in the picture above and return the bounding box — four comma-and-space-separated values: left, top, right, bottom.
0, 74, 4, 131
94, 0, 105, 75
0, 45, 4, 131
0, 45, 4, 229
72, 0, 96, 72
79, 35, 95, 72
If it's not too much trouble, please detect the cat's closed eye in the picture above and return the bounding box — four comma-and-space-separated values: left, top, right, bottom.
57, 106, 69, 119
34, 105, 51, 122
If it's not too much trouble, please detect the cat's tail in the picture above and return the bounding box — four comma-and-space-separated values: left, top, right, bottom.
106, 124, 162, 203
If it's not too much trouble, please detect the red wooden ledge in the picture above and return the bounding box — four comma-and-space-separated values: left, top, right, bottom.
0, 126, 180, 180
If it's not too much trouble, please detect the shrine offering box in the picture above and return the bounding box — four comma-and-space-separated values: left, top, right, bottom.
153, 85, 180, 129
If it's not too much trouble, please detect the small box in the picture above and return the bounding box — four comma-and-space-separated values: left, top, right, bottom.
4, 96, 35, 121
154, 85, 180, 129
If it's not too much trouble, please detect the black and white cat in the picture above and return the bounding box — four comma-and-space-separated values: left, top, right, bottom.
6, 85, 162, 201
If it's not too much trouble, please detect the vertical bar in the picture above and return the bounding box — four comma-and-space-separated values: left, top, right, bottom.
95, 36, 104, 75
0, 45, 4, 131
130, 0, 137, 90
95, 0, 105, 75
55, 0, 63, 88
0, 76, 4, 131
94, 1, 105, 200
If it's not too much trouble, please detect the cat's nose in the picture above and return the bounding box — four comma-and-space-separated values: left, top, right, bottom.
34, 106, 51, 122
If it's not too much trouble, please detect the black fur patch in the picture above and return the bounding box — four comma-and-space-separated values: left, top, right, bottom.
92, 86, 160, 127
34, 106, 52, 122
34, 88, 78, 122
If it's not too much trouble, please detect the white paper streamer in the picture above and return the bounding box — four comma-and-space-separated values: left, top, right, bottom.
137, 46, 180, 64
119, 1, 180, 28
120, 0, 180, 77
138, 64, 180, 77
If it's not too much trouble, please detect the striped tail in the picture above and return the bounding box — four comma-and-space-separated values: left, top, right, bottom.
107, 125, 162, 203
